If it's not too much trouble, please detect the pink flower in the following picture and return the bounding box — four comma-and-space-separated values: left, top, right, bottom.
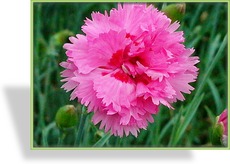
218, 109, 228, 146
218, 109, 228, 136
212, 109, 228, 146
60, 3, 199, 137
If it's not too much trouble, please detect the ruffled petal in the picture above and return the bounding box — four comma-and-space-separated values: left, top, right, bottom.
93, 71, 135, 112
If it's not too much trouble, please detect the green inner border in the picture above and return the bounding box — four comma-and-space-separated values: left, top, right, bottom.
30, 0, 230, 150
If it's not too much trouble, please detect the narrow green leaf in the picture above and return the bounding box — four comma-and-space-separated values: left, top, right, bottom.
159, 114, 178, 141
151, 109, 162, 145
168, 106, 184, 146
74, 106, 87, 146
204, 106, 216, 124
210, 4, 221, 40
196, 35, 227, 97
190, 4, 204, 29
172, 93, 204, 146
93, 133, 111, 147
207, 78, 222, 114
42, 122, 56, 147
186, 34, 202, 48
206, 34, 221, 68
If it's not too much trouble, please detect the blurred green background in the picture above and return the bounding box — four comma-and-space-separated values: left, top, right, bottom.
33, 2, 227, 148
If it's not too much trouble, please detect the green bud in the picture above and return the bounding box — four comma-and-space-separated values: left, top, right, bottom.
52, 30, 74, 46
161, 3, 186, 23
211, 116, 224, 146
55, 105, 78, 130
46, 30, 74, 56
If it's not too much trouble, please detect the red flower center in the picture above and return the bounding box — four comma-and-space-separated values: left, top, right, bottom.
107, 48, 151, 84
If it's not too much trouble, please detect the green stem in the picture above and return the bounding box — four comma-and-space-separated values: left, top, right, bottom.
42, 122, 56, 147
74, 106, 87, 146
58, 130, 66, 146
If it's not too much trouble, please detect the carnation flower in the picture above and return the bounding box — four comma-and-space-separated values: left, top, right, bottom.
60, 3, 199, 137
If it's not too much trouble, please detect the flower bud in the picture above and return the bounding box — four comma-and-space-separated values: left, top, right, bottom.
211, 109, 228, 146
161, 3, 186, 23
52, 30, 74, 46
218, 110, 228, 135
55, 105, 78, 130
